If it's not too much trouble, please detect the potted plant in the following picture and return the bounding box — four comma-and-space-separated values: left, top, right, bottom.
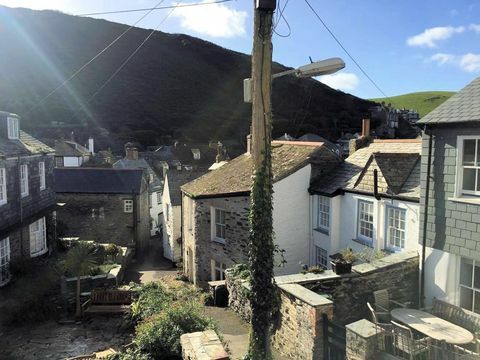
329, 248, 357, 274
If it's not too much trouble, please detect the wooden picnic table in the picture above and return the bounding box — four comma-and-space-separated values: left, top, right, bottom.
391, 308, 474, 345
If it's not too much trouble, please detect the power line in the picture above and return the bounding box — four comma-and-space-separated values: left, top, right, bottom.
71, 1, 183, 120
77, 0, 234, 17
26, 0, 168, 114
273, 0, 291, 38
304, 0, 394, 103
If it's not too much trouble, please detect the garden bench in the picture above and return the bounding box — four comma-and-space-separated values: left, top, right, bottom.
82, 289, 134, 315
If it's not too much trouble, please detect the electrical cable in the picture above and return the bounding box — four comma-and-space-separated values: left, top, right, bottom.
304, 0, 394, 104
273, 0, 291, 38
26, 0, 168, 114
77, 0, 234, 17
70, 1, 183, 121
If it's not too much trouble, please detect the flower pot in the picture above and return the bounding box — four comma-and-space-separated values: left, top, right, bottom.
330, 260, 352, 274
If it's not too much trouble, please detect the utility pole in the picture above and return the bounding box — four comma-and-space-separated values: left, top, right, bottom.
248, 0, 276, 358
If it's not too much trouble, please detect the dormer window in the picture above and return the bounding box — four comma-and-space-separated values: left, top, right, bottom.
7, 117, 19, 140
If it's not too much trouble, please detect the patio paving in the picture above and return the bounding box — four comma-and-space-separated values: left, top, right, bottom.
124, 246, 177, 284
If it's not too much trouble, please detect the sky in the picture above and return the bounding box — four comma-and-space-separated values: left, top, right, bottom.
0, 0, 479, 99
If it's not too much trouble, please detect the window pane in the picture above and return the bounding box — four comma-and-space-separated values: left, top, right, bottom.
463, 168, 476, 191
460, 286, 473, 311
475, 264, 480, 290
475, 290, 480, 314
463, 139, 476, 166
460, 259, 473, 286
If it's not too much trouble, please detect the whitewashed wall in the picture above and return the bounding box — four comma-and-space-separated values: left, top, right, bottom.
63, 156, 81, 167
150, 190, 163, 236
272, 165, 311, 275
161, 175, 182, 262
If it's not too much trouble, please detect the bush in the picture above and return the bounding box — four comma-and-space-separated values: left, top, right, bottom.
107, 349, 152, 360
131, 282, 174, 322
135, 302, 216, 359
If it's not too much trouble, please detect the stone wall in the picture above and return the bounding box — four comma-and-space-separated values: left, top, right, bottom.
181, 330, 229, 360
345, 319, 378, 360
225, 271, 251, 322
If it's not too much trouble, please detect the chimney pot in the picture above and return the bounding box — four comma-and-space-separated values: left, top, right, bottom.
246, 134, 252, 155
362, 118, 370, 138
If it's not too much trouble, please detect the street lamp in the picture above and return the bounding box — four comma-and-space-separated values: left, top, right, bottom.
243, 57, 345, 102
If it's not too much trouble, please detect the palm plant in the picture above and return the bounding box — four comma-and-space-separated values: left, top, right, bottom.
61, 242, 97, 318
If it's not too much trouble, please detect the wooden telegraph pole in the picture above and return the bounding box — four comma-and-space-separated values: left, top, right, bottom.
248, 0, 276, 358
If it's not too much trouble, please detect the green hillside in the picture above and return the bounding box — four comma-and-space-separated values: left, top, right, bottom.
370, 91, 455, 117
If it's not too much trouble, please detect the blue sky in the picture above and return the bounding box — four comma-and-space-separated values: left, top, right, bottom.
0, 0, 479, 99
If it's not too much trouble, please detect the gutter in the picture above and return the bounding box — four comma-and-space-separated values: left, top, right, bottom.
420, 125, 433, 308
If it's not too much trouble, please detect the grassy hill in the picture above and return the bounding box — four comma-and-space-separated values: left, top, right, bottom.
371, 91, 455, 117
0, 6, 375, 154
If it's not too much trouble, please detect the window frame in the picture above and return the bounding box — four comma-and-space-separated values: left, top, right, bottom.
29, 217, 47, 257
459, 257, 480, 314
211, 207, 226, 244
356, 199, 374, 246
456, 136, 480, 197
0, 167, 7, 206
385, 206, 406, 252
314, 195, 330, 234
210, 259, 227, 281
315, 246, 328, 269
39, 161, 46, 191
157, 191, 162, 205
20, 164, 29, 197
0, 237, 10, 285
7, 117, 19, 140
124, 199, 133, 213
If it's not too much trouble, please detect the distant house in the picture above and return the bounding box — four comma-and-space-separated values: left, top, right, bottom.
54, 138, 93, 167
0, 111, 55, 286
114, 144, 164, 237
161, 165, 206, 263
417, 76, 480, 311
181, 141, 341, 288
309, 139, 421, 268
54, 168, 150, 253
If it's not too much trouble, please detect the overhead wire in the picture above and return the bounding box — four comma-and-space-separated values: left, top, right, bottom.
70, 1, 183, 120
77, 0, 234, 17
304, 0, 395, 104
26, 0, 168, 114
273, 0, 291, 38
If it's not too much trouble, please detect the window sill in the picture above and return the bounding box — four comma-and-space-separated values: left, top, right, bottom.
313, 227, 329, 236
0, 201, 6, 207
448, 197, 480, 205
212, 238, 225, 245
352, 238, 373, 247
30, 247, 48, 258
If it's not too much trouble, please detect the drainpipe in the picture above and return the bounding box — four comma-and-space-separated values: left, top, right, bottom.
373, 169, 381, 200
420, 125, 433, 308
179, 192, 184, 267
132, 189, 138, 255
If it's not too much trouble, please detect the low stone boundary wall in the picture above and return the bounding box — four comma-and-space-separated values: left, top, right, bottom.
345, 319, 379, 360
181, 330, 229, 360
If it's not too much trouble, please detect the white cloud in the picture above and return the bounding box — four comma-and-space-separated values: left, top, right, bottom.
318, 72, 359, 92
459, 53, 480, 72
469, 24, 480, 33
171, 1, 247, 38
406, 26, 465, 47
429, 53, 455, 65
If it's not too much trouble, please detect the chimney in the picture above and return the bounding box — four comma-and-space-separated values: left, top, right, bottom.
70, 131, 75, 142
88, 137, 94, 155
362, 118, 370, 138
126, 147, 138, 160
246, 134, 252, 155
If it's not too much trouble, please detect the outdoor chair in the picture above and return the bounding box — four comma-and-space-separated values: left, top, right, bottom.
367, 301, 394, 352
374, 289, 411, 315
391, 320, 431, 360
453, 344, 480, 359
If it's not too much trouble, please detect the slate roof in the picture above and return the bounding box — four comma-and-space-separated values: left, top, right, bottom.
0, 130, 54, 157
167, 168, 208, 205
113, 158, 163, 190
54, 140, 91, 157
181, 141, 341, 199
310, 139, 421, 200
54, 168, 144, 194
418, 76, 480, 125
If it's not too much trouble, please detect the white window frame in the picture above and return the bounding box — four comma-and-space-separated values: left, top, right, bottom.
211, 207, 226, 244
210, 259, 227, 281
39, 161, 46, 191
0, 167, 7, 206
7, 116, 19, 140
385, 206, 406, 252
157, 191, 162, 205
315, 246, 328, 269
20, 164, 29, 197
314, 195, 330, 234
456, 136, 480, 197
0, 237, 11, 285
124, 199, 133, 213
459, 257, 480, 314
29, 217, 47, 257
357, 199, 374, 245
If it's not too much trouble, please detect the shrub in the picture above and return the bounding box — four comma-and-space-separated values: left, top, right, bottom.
131, 282, 173, 322
107, 349, 152, 360
135, 302, 216, 359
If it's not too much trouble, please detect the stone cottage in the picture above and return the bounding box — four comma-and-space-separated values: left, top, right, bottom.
417, 76, 480, 311
54, 138, 93, 167
0, 111, 56, 286
181, 141, 341, 288
310, 139, 421, 268
54, 168, 150, 253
